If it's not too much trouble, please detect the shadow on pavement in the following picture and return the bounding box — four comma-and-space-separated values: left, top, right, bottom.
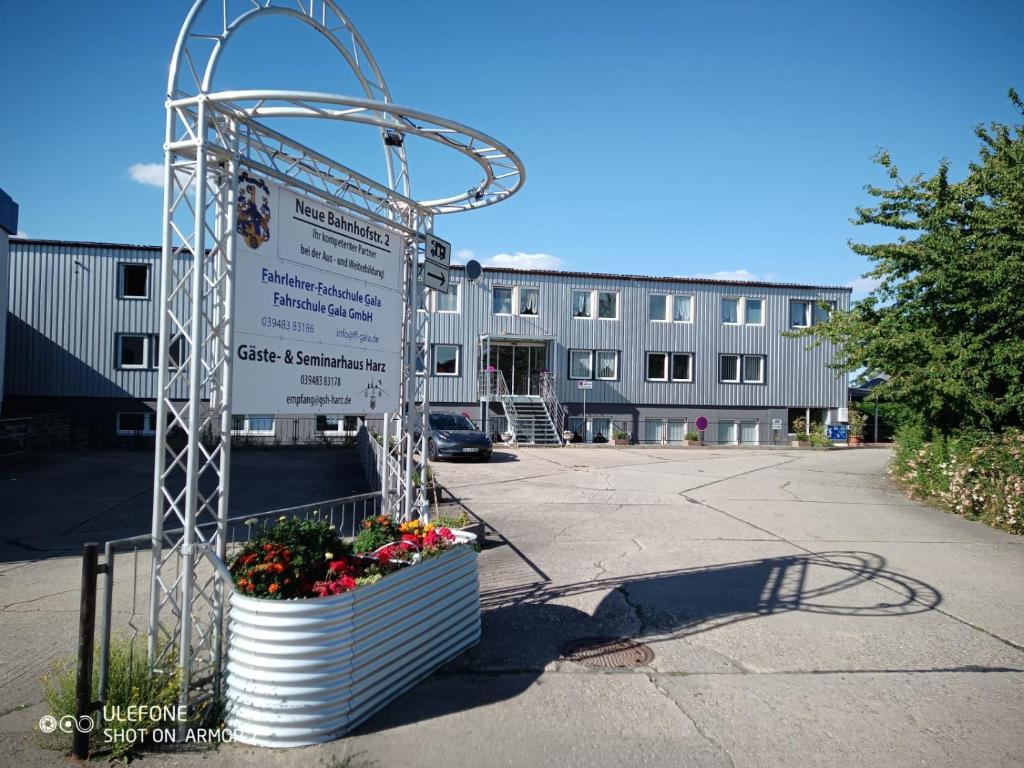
356, 550, 945, 734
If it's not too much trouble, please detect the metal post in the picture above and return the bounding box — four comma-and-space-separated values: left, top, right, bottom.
874, 400, 879, 443
97, 541, 114, 703
73, 543, 99, 761
380, 412, 389, 496
582, 388, 587, 443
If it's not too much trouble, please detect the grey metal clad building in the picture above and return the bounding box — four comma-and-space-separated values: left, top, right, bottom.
0, 188, 18, 413
4, 238, 849, 446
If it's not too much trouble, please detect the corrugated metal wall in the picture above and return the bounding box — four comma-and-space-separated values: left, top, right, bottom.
5, 240, 848, 413
430, 270, 849, 409
5, 241, 191, 399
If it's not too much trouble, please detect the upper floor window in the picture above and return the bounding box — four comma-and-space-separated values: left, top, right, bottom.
597, 291, 619, 319
595, 350, 619, 380
720, 354, 766, 384
118, 263, 150, 299
790, 299, 834, 328
433, 344, 460, 376
116, 334, 150, 369
492, 286, 513, 315
569, 349, 593, 379
435, 285, 459, 313
647, 352, 693, 382
572, 290, 592, 319
519, 287, 540, 316
722, 296, 763, 326
650, 294, 693, 322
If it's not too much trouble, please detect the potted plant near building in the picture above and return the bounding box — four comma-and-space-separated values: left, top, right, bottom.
791, 416, 810, 447
612, 429, 630, 446
685, 430, 701, 446
848, 407, 866, 446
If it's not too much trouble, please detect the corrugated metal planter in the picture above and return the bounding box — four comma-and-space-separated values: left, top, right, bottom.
224, 533, 480, 747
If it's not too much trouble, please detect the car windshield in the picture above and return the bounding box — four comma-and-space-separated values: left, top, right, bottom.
430, 413, 476, 431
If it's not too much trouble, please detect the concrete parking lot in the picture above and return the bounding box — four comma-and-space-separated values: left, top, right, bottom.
3, 445, 1023, 767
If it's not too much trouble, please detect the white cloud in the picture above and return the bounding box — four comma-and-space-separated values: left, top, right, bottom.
484, 252, 565, 271
127, 162, 164, 187
453, 248, 475, 265
692, 269, 759, 282
15, 230, 28, 238
848, 275, 882, 297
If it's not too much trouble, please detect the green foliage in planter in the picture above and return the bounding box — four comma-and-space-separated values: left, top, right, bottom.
230, 515, 346, 598
412, 465, 435, 487
613, 430, 629, 440
848, 406, 868, 437
39, 636, 181, 760
353, 514, 401, 554
808, 432, 832, 448
685, 431, 700, 441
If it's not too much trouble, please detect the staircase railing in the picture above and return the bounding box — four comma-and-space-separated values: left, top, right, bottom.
539, 372, 566, 445
477, 369, 519, 443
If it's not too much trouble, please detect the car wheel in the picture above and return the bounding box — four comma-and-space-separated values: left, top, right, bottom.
428, 439, 440, 462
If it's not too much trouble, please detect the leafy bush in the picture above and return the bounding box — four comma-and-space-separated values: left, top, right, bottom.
353, 514, 401, 554
39, 636, 180, 760
891, 426, 1023, 534
685, 431, 700, 441
230, 515, 346, 598
432, 509, 470, 529
808, 432, 832, 448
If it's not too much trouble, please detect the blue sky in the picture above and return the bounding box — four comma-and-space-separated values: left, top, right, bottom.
1, 0, 1021, 295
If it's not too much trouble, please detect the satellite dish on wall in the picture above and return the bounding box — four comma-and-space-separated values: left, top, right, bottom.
465, 259, 483, 281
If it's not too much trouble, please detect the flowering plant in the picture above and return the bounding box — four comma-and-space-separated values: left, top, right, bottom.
229, 515, 345, 599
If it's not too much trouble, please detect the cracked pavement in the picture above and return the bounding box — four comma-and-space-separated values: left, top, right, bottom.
3, 445, 1023, 767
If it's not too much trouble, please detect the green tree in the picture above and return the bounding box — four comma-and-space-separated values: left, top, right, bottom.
793, 89, 1024, 434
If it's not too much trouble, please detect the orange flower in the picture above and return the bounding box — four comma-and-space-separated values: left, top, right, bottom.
237, 578, 248, 587
268, 583, 280, 594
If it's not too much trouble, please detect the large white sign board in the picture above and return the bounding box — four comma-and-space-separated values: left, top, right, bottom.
231, 172, 403, 414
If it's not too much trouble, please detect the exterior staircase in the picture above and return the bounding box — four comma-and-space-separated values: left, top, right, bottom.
478, 370, 565, 446
509, 397, 561, 445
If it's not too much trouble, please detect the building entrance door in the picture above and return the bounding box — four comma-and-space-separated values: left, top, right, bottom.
491, 343, 547, 396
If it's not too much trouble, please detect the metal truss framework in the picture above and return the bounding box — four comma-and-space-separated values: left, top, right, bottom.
150, 0, 524, 715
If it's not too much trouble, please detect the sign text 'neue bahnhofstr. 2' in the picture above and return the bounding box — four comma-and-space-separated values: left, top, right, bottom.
232, 173, 402, 414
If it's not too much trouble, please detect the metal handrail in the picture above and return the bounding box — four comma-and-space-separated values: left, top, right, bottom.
539, 372, 566, 444
478, 370, 519, 443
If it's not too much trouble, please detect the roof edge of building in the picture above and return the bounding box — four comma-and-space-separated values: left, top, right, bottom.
10, 237, 853, 292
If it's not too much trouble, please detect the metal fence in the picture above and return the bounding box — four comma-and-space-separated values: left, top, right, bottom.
561, 417, 793, 446
93, 491, 382, 709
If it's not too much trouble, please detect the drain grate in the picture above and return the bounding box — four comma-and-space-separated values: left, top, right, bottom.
560, 637, 654, 669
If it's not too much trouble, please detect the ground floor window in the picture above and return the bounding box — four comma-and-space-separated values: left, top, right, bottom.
717, 420, 737, 445
666, 420, 688, 442
740, 421, 760, 444
116, 412, 155, 436
232, 414, 276, 436
643, 419, 662, 443
316, 415, 360, 434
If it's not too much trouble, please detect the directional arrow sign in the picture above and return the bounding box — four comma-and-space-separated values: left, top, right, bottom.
424, 234, 451, 268
422, 262, 450, 293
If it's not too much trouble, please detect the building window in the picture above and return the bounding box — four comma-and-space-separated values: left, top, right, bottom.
493, 286, 513, 315
643, 419, 662, 443
118, 263, 150, 299
646, 352, 668, 381
673, 295, 693, 323
742, 354, 765, 383
649, 294, 668, 322
117, 334, 150, 369
572, 290, 592, 319
232, 415, 275, 436
720, 354, 740, 383
316, 415, 360, 434
116, 412, 155, 436
435, 285, 459, 313
165, 336, 184, 370
519, 287, 539, 316
569, 349, 593, 379
721, 354, 766, 383
671, 353, 692, 382
597, 291, 619, 319
790, 299, 834, 327
433, 344, 460, 376
722, 297, 763, 325
595, 350, 619, 380
745, 298, 763, 326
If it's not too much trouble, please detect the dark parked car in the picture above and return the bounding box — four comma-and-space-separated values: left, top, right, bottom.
425, 412, 492, 461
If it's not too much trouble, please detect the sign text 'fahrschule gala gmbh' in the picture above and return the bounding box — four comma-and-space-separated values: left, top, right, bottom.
231, 172, 402, 415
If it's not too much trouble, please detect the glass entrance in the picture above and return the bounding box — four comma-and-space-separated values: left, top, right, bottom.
489, 343, 547, 395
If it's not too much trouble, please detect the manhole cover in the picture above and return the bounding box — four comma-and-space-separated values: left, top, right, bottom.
560, 637, 654, 669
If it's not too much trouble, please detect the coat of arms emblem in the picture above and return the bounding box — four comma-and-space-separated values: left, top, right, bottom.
236, 172, 272, 249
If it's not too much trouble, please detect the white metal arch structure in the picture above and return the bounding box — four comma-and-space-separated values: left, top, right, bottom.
149, 0, 524, 716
